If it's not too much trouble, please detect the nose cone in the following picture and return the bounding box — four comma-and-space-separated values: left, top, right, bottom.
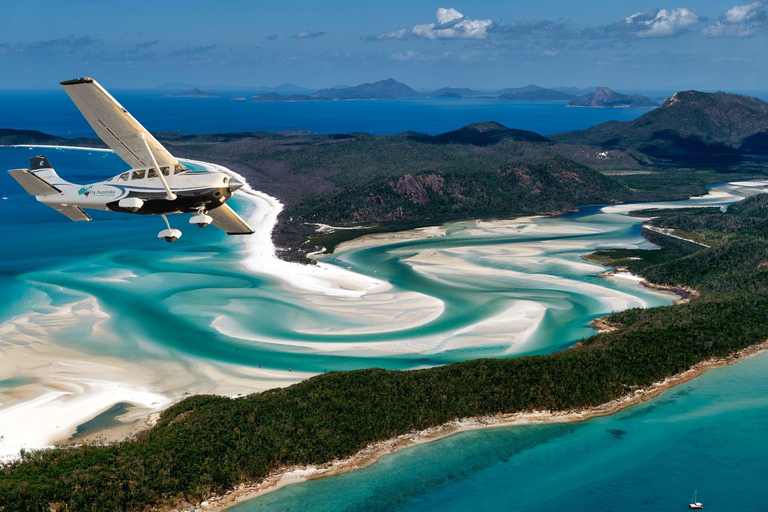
228, 179, 244, 193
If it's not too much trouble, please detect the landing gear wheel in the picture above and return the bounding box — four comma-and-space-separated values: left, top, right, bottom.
158, 214, 182, 242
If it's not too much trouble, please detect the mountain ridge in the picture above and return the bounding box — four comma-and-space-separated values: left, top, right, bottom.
554, 90, 768, 157
568, 87, 658, 108
312, 78, 423, 99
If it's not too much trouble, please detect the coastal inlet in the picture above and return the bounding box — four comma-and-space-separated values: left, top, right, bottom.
0, 146, 766, 459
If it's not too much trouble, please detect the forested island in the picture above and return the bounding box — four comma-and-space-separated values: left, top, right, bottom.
2, 90, 768, 511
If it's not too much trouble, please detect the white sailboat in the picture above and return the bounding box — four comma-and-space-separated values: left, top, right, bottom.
689, 489, 703, 509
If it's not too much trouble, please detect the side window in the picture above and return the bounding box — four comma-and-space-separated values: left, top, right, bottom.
174, 164, 189, 175
118, 173, 130, 182
147, 168, 159, 178
161, 166, 170, 176
132, 170, 146, 180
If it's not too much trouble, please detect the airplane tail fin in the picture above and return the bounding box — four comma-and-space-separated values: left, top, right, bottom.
26, 155, 79, 189
8, 155, 80, 196
8, 156, 91, 222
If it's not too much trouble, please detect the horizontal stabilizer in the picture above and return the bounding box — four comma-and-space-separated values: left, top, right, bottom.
209, 204, 255, 235
7, 169, 61, 196
47, 204, 92, 222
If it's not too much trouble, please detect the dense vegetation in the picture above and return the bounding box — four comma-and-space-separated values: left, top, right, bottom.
3, 190, 768, 512
152, 124, 644, 261
553, 91, 768, 158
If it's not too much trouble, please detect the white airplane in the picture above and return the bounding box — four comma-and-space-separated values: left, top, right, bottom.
7, 77, 254, 242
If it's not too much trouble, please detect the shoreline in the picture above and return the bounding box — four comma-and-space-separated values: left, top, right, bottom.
595, 267, 698, 305
195, 339, 768, 512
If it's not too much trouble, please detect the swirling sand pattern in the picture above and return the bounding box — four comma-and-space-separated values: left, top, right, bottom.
0, 146, 766, 459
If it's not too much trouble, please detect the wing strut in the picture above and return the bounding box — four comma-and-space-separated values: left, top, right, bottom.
139, 133, 176, 201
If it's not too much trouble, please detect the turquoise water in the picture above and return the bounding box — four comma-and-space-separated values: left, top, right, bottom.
233, 350, 768, 512
0, 146, 683, 377
0, 146, 764, 375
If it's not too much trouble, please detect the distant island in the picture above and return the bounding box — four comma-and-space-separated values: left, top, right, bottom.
162, 88, 221, 98
250, 92, 329, 102
428, 87, 489, 98
568, 87, 658, 108
497, 85, 578, 101
215, 79, 654, 107
312, 78, 423, 100
154, 80, 660, 108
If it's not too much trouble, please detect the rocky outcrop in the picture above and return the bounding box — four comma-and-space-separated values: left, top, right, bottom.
394, 174, 445, 204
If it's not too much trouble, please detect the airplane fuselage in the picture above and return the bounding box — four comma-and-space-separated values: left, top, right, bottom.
8, 78, 255, 241
37, 165, 236, 216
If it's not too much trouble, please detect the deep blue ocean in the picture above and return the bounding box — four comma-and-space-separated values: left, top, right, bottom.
0, 90, 656, 138
2, 91, 768, 510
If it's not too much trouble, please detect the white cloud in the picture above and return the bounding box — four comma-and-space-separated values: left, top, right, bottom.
725, 1, 762, 22
367, 8, 492, 40
635, 8, 700, 37
594, 8, 700, 38
292, 31, 327, 39
436, 7, 463, 25
704, 1, 767, 36
369, 29, 409, 41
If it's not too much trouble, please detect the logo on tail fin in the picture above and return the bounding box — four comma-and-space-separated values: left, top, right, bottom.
30, 156, 52, 169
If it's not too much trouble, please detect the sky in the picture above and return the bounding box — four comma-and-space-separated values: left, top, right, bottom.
1, 0, 767, 91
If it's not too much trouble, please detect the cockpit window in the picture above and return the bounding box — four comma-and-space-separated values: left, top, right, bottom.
161, 166, 170, 176
147, 168, 159, 178
132, 170, 146, 180
174, 164, 190, 175
119, 173, 130, 181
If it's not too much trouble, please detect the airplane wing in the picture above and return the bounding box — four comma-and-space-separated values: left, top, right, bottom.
60, 78, 176, 170
48, 204, 92, 222
208, 204, 255, 235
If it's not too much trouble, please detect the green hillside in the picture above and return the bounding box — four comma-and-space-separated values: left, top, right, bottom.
553, 91, 768, 157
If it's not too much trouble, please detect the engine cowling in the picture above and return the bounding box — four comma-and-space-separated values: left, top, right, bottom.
118, 197, 144, 213
189, 213, 213, 228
